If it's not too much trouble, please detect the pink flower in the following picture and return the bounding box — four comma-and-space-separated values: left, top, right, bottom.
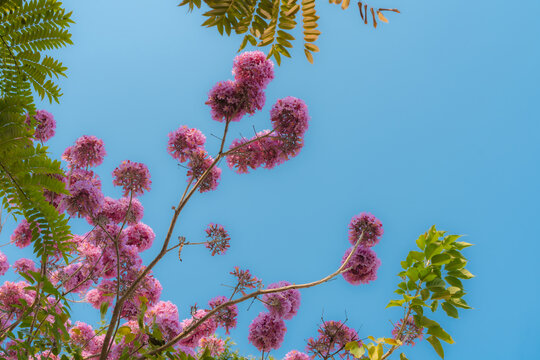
112, 160, 152, 196
226, 130, 289, 174
10, 219, 33, 248
262, 281, 301, 320
55, 262, 94, 294
63, 135, 106, 168
179, 309, 218, 348
64, 176, 104, 218
205, 223, 230, 256
86, 280, 116, 309
145, 301, 182, 341
12, 258, 37, 275
112, 197, 144, 225
270, 97, 310, 139
0, 281, 35, 315
226, 136, 264, 174
348, 212, 383, 247
208, 295, 238, 334
392, 317, 424, 346
284, 350, 310, 360
230, 267, 262, 295
248, 312, 287, 352
167, 126, 206, 163
187, 149, 221, 193
206, 80, 246, 122
25, 110, 56, 142
306, 321, 359, 360
341, 246, 381, 285
0, 251, 9, 276
123, 223, 155, 252
270, 97, 309, 157
198, 336, 225, 357
233, 51, 274, 90
69, 321, 97, 351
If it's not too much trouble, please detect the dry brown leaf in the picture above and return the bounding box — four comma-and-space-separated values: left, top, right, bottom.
377, 11, 389, 23
364, 4, 368, 24
358, 1, 364, 21
379, 8, 401, 13
371, 7, 377, 28
304, 49, 314, 64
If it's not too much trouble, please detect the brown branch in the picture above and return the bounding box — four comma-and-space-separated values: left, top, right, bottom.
99, 118, 234, 359
136, 234, 364, 359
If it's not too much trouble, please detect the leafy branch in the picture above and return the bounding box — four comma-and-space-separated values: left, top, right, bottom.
180, 0, 400, 64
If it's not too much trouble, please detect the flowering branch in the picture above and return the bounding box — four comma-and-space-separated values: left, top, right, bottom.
136, 233, 364, 359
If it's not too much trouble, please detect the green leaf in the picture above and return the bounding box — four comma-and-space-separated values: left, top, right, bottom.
453, 241, 473, 250
400, 354, 409, 360
407, 251, 424, 262
445, 258, 467, 271
345, 341, 365, 358
445, 276, 463, 289
419, 316, 440, 328
449, 298, 473, 309
431, 253, 451, 265
416, 233, 426, 250
426, 336, 445, 358
431, 290, 451, 300
386, 299, 406, 308
447, 268, 474, 279
426, 278, 445, 290
117, 326, 132, 336
427, 326, 454, 344
100, 302, 109, 320
441, 301, 459, 318
425, 242, 443, 260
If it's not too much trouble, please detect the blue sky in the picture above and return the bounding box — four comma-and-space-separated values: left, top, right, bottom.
2, 0, 540, 358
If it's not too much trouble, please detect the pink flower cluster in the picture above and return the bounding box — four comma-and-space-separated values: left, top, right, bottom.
112, 160, 152, 196
341, 213, 383, 285
63, 135, 106, 168
392, 316, 424, 346
68, 321, 103, 356
167, 126, 206, 162
12, 258, 37, 275
248, 281, 300, 353
0, 252, 9, 276
306, 321, 360, 360
285, 350, 310, 360
0, 281, 36, 329
227, 97, 310, 174
10, 219, 33, 248
198, 336, 226, 357
248, 311, 287, 352
230, 267, 262, 295
179, 309, 218, 348
186, 149, 221, 193
167, 126, 221, 193
145, 301, 182, 341
208, 295, 238, 334
341, 246, 381, 285
207, 51, 273, 122
25, 110, 56, 142
348, 212, 384, 247
262, 281, 301, 320
63, 169, 104, 218
205, 223, 230, 256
